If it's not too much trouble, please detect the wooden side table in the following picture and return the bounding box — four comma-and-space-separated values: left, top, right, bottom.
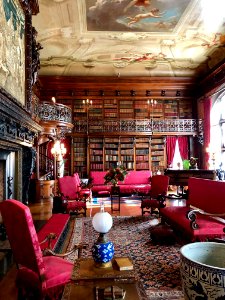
62, 257, 147, 300
71, 257, 135, 281
110, 186, 121, 212
61, 280, 147, 300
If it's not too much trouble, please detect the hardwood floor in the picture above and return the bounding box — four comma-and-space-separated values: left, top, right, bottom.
0, 196, 185, 299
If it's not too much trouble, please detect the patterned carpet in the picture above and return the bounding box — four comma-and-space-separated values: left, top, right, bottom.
61, 216, 185, 300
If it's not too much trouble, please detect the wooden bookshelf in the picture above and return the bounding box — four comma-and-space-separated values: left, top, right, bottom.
104, 137, 119, 170
135, 137, 150, 170
134, 100, 149, 119
73, 137, 87, 177
178, 99, 193, 118
120, 137, 134, 170
73, 100, 86, 120
151, 100, 164, 119
88, 99, 103, 119
72, 98, 193, 122
150, 136, 166, 174
104, 99, 118, 119
119, 100, 134, 119
164, 100, 178, 119
89, 137, 104, 171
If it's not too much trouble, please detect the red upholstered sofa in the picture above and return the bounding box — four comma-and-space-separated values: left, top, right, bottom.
160, 177, 225, 242
90, 170, 152, 196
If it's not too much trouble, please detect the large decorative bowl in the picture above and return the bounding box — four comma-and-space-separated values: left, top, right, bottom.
180, 242, 225, 300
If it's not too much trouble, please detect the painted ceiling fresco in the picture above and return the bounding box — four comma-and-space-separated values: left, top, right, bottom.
86, 0, 190, 32
33, 0, 225, 78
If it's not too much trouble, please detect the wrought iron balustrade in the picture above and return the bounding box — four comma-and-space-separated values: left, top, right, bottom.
73, 119, 202, 134
38, 102, 72, 124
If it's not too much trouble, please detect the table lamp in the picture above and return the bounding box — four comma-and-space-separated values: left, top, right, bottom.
92, 203, 114, 268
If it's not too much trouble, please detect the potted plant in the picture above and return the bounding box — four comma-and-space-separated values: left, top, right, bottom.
104, 164, 128, 186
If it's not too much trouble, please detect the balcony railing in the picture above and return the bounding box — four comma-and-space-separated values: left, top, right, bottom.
38, 102, 73, 134
38, 102, 72, 124
73, 119, 202, 134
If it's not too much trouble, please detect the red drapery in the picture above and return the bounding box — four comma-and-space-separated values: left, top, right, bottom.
166, 136, 177, 167
204, 97, 212, 169
178, 136, 188, 160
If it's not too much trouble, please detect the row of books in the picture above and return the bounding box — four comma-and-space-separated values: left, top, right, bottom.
136, 163, 149, 169
136, 149, 149, 155
136, 155, 149, 161
105, 150, 118, 155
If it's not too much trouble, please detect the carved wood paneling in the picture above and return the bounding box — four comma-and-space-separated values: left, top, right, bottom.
37, 76, 197, 101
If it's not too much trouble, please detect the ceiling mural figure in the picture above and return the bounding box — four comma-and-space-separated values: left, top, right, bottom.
123, 0, 152, 13
126, 8, 165, 27
86, 0, 191, 32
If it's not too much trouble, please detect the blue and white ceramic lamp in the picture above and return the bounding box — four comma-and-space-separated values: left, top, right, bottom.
92, 203, 114, 268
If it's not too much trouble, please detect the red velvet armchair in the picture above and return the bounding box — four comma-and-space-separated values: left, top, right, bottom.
141, 175, 169, 215
0, 199, 84, 299
53, 174, 92, 216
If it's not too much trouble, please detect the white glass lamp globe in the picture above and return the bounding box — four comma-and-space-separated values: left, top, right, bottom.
92, 211, 113, 233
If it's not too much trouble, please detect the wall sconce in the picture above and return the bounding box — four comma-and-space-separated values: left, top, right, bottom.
161, 90, 166, 96
91, 203, 114, 268
83, 99, 93, 106
147, 99, 157, 106
51, 96, 56, 103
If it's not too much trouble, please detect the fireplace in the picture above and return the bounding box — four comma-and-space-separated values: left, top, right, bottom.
0, 141, 23, 203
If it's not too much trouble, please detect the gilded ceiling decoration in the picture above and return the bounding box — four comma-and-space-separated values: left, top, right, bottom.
33, 0, 225, 78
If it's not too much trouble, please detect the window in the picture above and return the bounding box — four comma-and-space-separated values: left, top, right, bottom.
172, 140, 183, 169
210, 93, 225, 170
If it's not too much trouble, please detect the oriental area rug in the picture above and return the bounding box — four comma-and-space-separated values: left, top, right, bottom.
59, 216, 185, 300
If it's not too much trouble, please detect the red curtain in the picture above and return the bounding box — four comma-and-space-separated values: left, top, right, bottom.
178, 136, 188, 160
166, 136, 177, 167
204, 97, 212, 169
